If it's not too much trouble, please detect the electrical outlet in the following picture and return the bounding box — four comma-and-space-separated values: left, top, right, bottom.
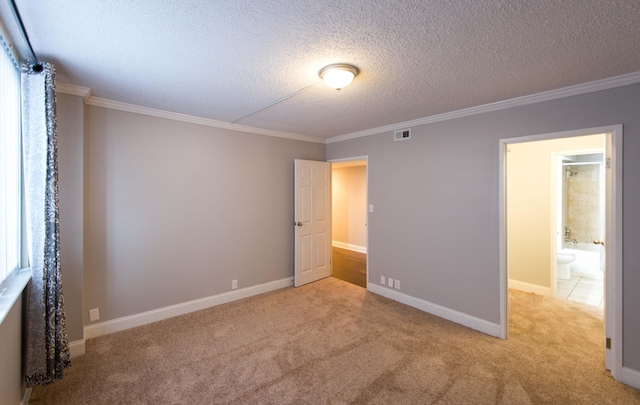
381, 276, 386, 285
394, 279, 400, 289
232, 279, 238, 290
89, 308, 100, 322
388, 278, 394, 287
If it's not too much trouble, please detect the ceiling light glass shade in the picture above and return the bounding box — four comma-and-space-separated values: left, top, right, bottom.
319, 64, 359, 90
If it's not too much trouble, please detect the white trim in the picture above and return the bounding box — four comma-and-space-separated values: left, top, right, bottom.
368, 283, 501, 338
622, 367, 640, 390
84, 277, 293, 339
606, 126, 624, 379
327, 71, 640, 144
56, 83, 91, 103
68, 339, 86, 358
499, 124, 623, 382
0, 270, 31, 327
88, 97, 325, 143
550, 153, 560, 298
498, 142, 508, 339
332, 241, 366, 254
21, 387, 32, 405
327, 156, 369, 164
508, 279, 551, 297
55, 82, 325, 144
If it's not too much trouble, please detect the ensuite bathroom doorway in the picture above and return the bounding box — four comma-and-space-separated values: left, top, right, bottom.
500, 125, 622, 376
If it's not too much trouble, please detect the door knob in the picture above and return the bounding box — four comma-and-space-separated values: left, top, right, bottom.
593, 240, 605, 246
295, 222, 303, 227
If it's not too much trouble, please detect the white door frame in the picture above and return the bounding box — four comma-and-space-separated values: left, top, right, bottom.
328, 156, 369, 288
499, 125, 622, 380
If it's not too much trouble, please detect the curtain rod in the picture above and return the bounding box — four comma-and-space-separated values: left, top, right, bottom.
8, 0, 42, 71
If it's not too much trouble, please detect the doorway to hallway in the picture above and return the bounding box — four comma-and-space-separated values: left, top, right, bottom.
330, 158, 368, 288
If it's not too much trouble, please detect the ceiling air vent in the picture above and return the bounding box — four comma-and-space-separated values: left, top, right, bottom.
394, 128, 411, 141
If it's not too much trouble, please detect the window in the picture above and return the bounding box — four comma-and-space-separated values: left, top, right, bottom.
0, 30, 21, 286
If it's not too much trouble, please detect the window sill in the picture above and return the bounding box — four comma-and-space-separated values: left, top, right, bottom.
0, 269, 31, 326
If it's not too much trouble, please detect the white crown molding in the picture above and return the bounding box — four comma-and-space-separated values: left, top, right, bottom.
56, 82, 92, 103
55, 82, 325, 144
327, 71, 640, 144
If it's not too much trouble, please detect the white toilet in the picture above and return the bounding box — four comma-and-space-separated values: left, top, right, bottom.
557, 252, 576, 280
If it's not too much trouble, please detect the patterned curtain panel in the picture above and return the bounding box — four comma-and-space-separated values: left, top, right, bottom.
21, 62, 71, 387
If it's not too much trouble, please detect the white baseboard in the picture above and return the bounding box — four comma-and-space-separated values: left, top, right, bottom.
332, 241, 366, 254
84, 277, 293, 340
367, 283, 501, 338
21, 387, 32, 405
69, 339, 85, 358
622, 366, 640, 389
508, 279, 551, 296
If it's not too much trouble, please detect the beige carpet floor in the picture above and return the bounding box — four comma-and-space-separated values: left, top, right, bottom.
31, 277, 640, 404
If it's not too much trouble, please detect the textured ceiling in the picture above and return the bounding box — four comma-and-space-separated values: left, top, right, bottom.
4, 0, 640, 140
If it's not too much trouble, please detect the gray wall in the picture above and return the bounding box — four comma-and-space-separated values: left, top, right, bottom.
54, 83, 640, 372
0, 296, 23, 404
57, 94, 85, 342
80, 105, 325, 323
327, 83, 640, 371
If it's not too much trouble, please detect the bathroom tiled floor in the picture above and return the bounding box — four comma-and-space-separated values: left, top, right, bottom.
557, 275, 603, 308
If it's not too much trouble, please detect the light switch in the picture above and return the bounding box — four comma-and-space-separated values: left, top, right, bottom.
369, 204, 374, 213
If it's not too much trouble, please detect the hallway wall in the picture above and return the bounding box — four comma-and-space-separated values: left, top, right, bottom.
332, 164, 367, 251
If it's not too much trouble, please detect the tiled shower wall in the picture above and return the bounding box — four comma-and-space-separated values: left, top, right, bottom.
565, 164, 602, 243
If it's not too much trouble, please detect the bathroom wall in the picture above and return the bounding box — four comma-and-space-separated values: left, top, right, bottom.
331, 164, 367, 251
565, 164, 602, 244
507, 135, 604, 290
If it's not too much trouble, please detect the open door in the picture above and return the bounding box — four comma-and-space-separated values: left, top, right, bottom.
294, 159, 331, 287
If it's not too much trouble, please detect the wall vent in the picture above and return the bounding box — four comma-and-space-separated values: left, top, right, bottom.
394, 128, 411, 141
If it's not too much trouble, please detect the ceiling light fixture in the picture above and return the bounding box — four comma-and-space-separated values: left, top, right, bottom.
319, 64, 359, 90
233, 64, 359, 123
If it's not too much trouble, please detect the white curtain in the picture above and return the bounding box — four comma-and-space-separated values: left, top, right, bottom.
22, 62, 71, 387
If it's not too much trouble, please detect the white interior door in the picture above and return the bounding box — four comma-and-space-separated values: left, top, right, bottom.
294, 159, 331, 287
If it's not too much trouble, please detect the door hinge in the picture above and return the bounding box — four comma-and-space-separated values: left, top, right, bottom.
606, 337, 611, 349
606, 158, 611, 169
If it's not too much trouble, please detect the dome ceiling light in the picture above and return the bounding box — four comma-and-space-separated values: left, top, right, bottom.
319, 64, 359, 90
233, 63, 361, 123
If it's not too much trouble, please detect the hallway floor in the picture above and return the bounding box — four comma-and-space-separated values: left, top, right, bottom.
557, 275, 603, 308
331, 247, 366, 288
